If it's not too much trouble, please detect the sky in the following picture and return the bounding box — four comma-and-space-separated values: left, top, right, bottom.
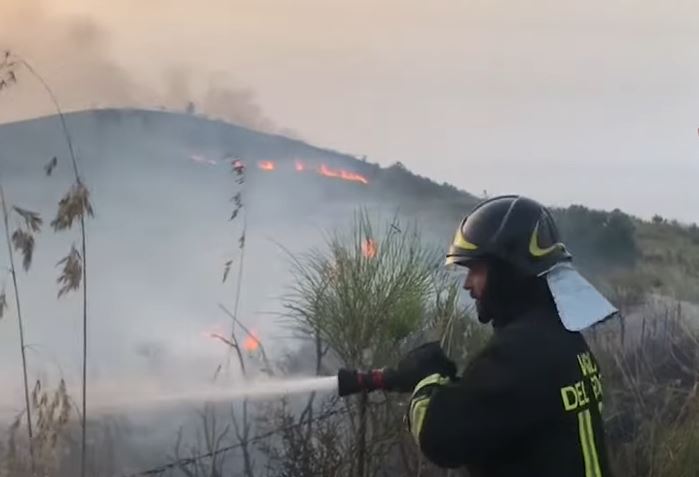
1, 0, 698, 221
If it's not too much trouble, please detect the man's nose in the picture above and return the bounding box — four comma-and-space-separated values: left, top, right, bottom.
463, 272, 472, 291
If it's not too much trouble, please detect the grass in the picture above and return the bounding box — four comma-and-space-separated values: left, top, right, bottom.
1, 379, 71, 477
0, 184, 39, 474
589, 298, 699, 477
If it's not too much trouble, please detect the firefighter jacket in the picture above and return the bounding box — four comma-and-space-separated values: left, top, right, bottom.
408, 306, 612, 477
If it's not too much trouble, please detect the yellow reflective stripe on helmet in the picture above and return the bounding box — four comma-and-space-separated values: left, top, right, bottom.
578, 409, 602, 477
452, 229, 478, 251
408, 373, 451, 443
529, 220, 565, 257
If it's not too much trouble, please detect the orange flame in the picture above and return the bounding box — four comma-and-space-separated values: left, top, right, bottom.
258, 160, 276, 171
247, 159, 367, 184
339, 169, 368, 184
243, 331, 260, 352
362, 239, 377, 258
205, 328, 261, 352
319, 164, 368, 185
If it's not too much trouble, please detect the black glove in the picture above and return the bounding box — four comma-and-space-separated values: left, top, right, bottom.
388, 342, 457, 393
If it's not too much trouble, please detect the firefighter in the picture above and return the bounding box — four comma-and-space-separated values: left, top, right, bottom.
394, 195, 617, 476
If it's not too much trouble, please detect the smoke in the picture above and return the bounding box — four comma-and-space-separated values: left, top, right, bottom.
0, 0, 279, 133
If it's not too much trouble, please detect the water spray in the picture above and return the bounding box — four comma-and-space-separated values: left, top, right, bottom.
84, 369, 409, 415
88, 370, 401, 413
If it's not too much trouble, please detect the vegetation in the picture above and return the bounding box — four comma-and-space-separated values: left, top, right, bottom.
281, 213, 443, 476
271, 216, 698, 477
1, 50, 94, 477
590, 299, 699, 477
1, 379, 71, 477
156, 215, 698, 477
0, 182, 42, 474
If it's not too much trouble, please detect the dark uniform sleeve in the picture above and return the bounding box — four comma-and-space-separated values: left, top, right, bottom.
410, 333, 556, 468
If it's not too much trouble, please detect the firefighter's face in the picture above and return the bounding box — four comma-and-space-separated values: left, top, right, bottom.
464, 261, 488, 300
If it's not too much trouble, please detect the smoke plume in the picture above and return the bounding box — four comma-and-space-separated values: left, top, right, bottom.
0, 0, 278, 132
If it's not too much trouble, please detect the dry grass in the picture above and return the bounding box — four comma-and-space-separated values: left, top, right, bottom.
56, 245, 82, 298
1, 380, 71, 477
589, 299, 699, 477
51, 182, 94, 231
8, 206, 42, 271
0, 183, 43, 472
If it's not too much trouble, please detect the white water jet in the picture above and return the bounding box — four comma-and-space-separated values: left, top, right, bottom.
90, 376, 338, 414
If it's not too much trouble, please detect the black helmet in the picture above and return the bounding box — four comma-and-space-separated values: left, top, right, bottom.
446, 195, 572, 277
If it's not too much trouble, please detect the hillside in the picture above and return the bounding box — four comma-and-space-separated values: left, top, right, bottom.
2, 108, 697, 307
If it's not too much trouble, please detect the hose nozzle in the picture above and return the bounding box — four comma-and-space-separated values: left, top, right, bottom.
337, 368, 398, 397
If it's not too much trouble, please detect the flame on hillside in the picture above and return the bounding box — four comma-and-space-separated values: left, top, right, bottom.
205, 329, 261, 353
361, 239, 377, 258
189, 156, 369, 184
243, 331, 260, 352
258, 160, 276, 171
257, 160, 368, 184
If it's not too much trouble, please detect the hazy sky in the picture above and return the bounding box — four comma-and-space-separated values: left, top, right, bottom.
1, 0, 698, 222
